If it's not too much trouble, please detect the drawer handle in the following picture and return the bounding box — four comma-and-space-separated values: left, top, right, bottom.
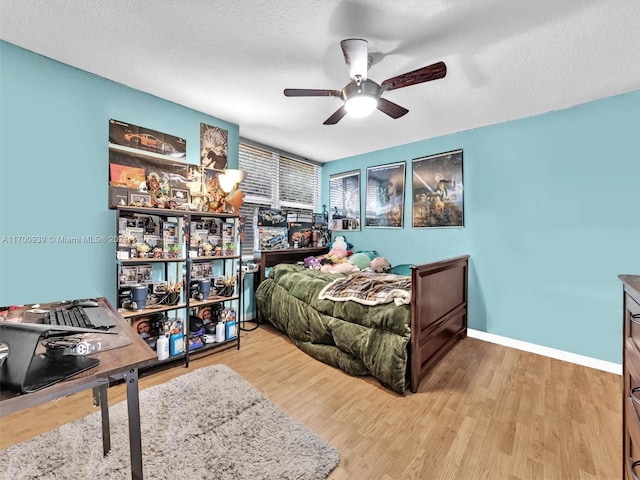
632, 314, 640, 325
630, 459, 640, 480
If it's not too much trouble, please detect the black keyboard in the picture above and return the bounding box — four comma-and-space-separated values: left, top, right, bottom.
44, 306, 92, 329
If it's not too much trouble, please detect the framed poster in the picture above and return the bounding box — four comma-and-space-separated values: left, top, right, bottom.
109, 118, 186, 158
412, 149, 464, 228
365, 162, 405, 228
200, 123, 228, 170
329, 170, 361, 231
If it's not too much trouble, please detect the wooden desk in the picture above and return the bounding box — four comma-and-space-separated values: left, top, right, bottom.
0, 297, 156, 480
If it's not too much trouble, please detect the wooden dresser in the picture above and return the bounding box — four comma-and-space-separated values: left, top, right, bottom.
621, 274, 640, 480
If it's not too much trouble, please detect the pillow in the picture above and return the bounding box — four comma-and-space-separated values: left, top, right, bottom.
388, 264, 413, 276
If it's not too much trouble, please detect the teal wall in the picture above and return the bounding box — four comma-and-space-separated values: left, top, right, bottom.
0, 41, 239, 306
323, 91, 640, 364
2, 40, 638, 365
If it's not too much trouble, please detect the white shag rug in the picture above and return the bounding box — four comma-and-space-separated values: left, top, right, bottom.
0, 364, 339, 479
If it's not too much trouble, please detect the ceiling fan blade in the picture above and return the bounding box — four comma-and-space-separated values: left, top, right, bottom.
323, 106, 348, 125
381, 61, 447, 91
284, 89, 341, 97
377, 97, 409, 119
340, 38, 369, 80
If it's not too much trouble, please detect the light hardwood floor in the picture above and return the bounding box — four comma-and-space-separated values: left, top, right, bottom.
0, 324, 622, 479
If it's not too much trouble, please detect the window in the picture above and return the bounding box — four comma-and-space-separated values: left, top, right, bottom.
238, 140, 321, 256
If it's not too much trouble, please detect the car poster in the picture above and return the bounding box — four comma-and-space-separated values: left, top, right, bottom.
109, 119, 186, 158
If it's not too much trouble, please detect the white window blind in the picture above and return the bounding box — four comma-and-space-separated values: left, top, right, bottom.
238, 141, 321, 256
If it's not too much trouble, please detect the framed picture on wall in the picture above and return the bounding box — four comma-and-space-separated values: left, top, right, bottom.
200, 123, 228, 170
365, 162, 405, 228
329, 170, 361, 231
411, 149, 464, 228
109, 118, 186, 158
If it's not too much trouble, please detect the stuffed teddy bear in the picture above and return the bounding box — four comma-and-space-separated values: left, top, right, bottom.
370, 257, 391, 273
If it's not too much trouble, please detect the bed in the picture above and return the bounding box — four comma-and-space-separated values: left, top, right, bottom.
255, 253, 469, 394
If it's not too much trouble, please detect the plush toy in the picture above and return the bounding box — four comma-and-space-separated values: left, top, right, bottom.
320, 262, 359, 274
327, 235, 348, 262
331, 236, 347, 251
327, 236, 353, 251
356, 250, 378, 260
327, 247, 348, 260
304, 255, 321, 270
370, 257, 391, 273
349, 252, 371, 270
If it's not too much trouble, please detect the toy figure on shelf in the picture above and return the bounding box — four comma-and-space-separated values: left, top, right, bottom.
146, 172, 165, 206
208, 191, 227, 213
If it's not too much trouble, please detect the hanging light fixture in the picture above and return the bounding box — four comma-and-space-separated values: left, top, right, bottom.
343, 76, 379, 118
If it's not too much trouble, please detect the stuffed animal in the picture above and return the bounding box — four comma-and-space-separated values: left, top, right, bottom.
349, 252, 371, 270
320, 262, 359, 274
327, 247, 347, 261
370, 257, 391, 273
331, 236, 347, 251
357, 250, 378, 260
304, 255, 321, 270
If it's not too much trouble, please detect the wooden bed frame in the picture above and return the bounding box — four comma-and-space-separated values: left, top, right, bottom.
256, 250, 469, 393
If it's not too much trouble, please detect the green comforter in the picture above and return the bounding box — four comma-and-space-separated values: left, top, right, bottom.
256, 264, 411, 394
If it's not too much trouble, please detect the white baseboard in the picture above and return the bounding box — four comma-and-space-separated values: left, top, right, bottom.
467, 329, 622, 375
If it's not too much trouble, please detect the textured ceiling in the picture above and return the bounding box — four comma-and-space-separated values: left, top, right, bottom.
1, 0, 639, 163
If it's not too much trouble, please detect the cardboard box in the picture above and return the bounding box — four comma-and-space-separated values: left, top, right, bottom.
257, 208, 287, 227
288, 222, 313, 248
258, 226, 288, 250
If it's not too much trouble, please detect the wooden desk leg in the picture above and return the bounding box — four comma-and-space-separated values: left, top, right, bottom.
95, 383, 111, 456
125, 368, 144, 480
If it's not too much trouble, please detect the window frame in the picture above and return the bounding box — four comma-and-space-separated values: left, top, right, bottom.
238, 139, 321, 257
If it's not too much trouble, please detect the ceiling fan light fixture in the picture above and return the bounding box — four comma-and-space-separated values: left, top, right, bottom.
344, 94, 378, 118
342, 79, 381, 119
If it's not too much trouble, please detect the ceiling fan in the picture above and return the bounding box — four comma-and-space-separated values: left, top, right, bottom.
283, 38, 447, 125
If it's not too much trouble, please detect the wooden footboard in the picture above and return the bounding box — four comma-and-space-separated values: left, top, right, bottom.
409, 255, 469, 393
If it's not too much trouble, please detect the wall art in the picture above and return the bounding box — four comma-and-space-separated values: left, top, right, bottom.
412, 149, 464, 228
109, 118, 186, 158
200, 123, 228, 170
365, 162, 405, 228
